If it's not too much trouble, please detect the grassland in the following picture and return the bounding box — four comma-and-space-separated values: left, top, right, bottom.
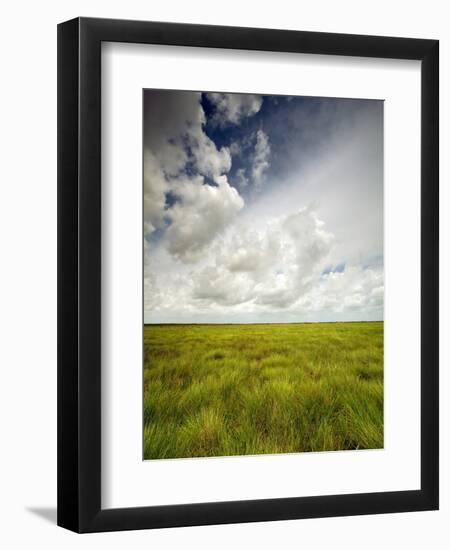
143, 322, 383, 459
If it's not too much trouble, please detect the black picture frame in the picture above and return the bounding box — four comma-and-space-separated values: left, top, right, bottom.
57, 17, 439, 533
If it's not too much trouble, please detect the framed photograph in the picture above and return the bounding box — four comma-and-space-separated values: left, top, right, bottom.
57, 17, 439, 532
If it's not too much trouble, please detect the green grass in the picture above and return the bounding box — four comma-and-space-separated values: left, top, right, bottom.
143, 322, 384, 459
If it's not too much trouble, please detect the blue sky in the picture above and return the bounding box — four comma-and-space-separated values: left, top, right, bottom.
143, 90, 383, 323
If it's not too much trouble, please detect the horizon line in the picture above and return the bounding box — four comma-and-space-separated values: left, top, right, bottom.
143, 320, 384, 326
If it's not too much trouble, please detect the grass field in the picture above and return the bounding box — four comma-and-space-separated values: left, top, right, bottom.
143, 322, 383, 459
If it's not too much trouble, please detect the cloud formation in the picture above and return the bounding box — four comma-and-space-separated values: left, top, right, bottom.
143, 91, 383, 323
190, 208, 333, 308
143, 90, 241, 258
145, 205, 382, 321
251, 129, 271, 188
164, 175, 244, 263
207, 93, 263, 126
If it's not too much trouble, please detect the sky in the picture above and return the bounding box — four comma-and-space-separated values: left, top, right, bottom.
143, 90, 383, 324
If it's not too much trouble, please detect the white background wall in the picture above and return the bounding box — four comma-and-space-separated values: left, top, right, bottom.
0, 1, 448, 548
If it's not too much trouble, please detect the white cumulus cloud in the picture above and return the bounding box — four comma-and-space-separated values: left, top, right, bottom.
164, 175, 244, 263
207, 92, 263, 126
143, 90, 243, 261
189, 207, 334, 309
